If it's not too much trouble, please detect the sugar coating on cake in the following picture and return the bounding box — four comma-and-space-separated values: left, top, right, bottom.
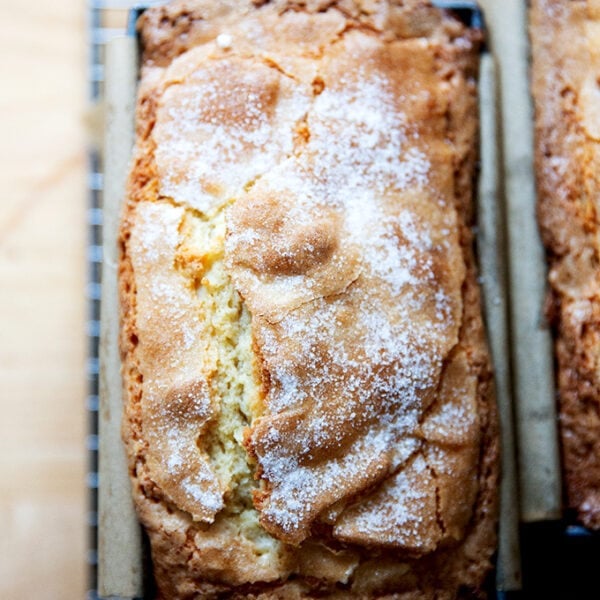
120, 1, 498, 597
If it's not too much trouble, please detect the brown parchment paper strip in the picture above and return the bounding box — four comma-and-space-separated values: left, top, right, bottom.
98, 36, 143, 599
477, 53, 522, 593
478, 0, 561, 523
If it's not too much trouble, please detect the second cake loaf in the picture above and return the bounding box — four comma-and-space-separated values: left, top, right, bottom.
531, 0, 600, 529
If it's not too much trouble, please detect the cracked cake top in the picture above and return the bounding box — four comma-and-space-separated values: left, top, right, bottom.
119, 1, 498, 597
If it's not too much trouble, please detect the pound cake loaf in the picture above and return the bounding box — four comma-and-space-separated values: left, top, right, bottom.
531, 0, 600, 529
119, 1, 499, 597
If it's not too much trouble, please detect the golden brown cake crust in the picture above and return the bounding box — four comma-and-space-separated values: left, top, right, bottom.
531, 0, 600, 529
119, 1, 498, 597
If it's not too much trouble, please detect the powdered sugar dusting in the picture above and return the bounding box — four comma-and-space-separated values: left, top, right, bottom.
307, 72, 430, 196
333, 454, 440, 551
141, 34, 471, 543
226, 68, 442, 318
226, 60, 465, 542
154, 58, 310, 213
422, 392, 476, 444
181, 473, 224, 514
260, 427, 393, 538
131, 201, 225, 521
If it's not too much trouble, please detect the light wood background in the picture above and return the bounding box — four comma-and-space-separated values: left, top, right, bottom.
0, 1, 87, 598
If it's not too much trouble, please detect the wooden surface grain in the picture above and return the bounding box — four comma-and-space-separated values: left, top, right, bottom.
0, 1, 87, 598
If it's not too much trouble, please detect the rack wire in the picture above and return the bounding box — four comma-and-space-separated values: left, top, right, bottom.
86, 2, 140, 598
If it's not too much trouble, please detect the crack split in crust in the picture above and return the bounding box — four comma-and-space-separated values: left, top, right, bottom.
120, 1, 498, 597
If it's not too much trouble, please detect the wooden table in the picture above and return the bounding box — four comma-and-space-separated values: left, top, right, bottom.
0, 1, 87, 597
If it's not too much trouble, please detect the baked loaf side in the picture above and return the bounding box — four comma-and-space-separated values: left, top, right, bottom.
531, 0, 600, 529
120, 0, 499, 597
